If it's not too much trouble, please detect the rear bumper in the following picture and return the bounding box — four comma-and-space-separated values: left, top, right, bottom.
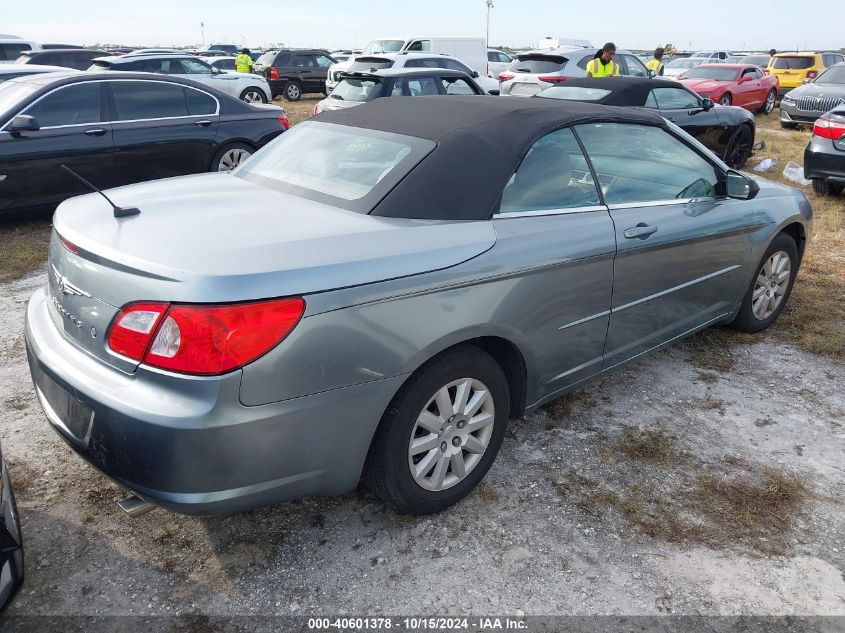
25, 287, 404, 516
803, 137, 845, 182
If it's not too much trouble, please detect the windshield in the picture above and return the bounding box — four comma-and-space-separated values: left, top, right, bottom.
667, 59, 702, 69
0, 80, 40, 120
331, 77, 382, 102
680, 67, 738, 81
362, 39, 404, 54
771, 56, 814, 70
814, 66, 845, 84
235, 121, 435, 211
537, 86, 611, 101
509, 54, 568, 74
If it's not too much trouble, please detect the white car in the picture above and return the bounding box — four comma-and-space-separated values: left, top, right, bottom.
487, 49, 513, 78
0, 35, 41, 63
326, 51, 499, 94
89, 54, 272, 103
663, 56, 723, 78
201, 56, 237, 72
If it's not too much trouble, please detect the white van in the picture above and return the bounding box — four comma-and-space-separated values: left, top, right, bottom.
327, 36, 487, 91
0, 35, 41, 63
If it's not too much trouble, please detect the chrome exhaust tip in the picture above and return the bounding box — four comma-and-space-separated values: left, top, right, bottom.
117, 494, 156, 517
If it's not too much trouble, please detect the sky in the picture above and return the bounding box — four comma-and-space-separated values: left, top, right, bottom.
2, 0, 843, 52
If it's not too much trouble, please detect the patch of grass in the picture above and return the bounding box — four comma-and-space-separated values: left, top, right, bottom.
0, 219, 52, 283
540, 390, 598, 430
683, 328, 752, 373
618, 426, 680, 463
274, 94, 321, 127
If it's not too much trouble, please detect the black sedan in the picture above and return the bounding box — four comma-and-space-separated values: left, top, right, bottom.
16, 48, 105, 71
0, 440, 23, 611
804, 105, 845, 195
0, 72, 289, 218
535, 76, 757, 168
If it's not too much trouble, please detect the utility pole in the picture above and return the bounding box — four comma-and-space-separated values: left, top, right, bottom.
200, 22, 205, 47
486, 0, 494, 48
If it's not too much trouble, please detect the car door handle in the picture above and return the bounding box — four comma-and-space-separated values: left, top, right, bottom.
667, 117, 677, 123
83, 128, 107, 136
193, 120, 213, 127
624, 223, 659, 239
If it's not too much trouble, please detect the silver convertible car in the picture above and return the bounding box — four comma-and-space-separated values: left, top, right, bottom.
26, 97, 811, 517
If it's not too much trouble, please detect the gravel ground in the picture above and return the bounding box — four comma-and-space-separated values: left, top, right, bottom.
1, 266, 843, 619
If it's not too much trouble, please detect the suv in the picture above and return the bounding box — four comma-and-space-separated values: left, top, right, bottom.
498, 47, 648, 97
692, 50, 733, 61
769, 51, 845, 97
16, 48, 104, 70
329, 52, 499, 94
253, 49, 336, 101
0, 36, 40, 62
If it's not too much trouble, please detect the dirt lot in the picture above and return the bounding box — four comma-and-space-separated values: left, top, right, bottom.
0, 99, 843, 620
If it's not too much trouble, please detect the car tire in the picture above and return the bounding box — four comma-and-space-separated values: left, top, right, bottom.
780, 121, 798, 130
282, 81, 302, 101
759, 89, 776, 115
364, 346, 510, 515
239, 87, 267, 104
811, 178, 843, 196
210, 142, 253, 172
719, 93, 732, 106
724, 124, 754, 169
729, 233, 799, 333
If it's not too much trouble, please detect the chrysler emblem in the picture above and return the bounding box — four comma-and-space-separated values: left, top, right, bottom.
51, 264, 91, 298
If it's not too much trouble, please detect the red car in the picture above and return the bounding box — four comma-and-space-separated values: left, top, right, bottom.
678, 63, 779, 114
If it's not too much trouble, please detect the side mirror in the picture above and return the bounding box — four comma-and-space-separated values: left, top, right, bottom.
702, 98, 714, 111
647, 69, 656, 78
801, 78, 811, 84
740, 75, 754, 83
487, 89, 500, 96
726, 170, 760, 200
211, 66, 221, 74
472, 70, 480, 78
9, 115, 39, 133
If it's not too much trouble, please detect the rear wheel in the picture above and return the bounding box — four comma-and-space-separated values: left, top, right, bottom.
364, 346, 510, 515
724, 124, 753, 168
282, 81, 302, 101
239, 87, 267, 104
759, 89, 776, 115
812, 178, 843, 196
729, 233, 798, 333
210, 142, 253, 172
719, 93, 732, 106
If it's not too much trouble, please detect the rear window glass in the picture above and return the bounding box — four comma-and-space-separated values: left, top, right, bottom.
348, 58, 394, 72
509, 54, 567, 74
771, 56, 814, 70
236, 121, 435, 211
0, 43, 32, 61
537, 86, 611, 101
255, 52, 276, 66
330, 77, 382, 102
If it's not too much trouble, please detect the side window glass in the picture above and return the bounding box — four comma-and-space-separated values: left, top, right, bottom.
441, 77, 477, 95
293, 55, 313, 67
276, 53, 292, 67
576, 55, 591, 71
315, 55, 334, 68
499, 127, 601, 214
575, 123, 719, 205
407, 40, 431, 52
487, 52, 497, 62
389, 79, 404, 96
179, 59, 212, 74
403, 59, 423, 68
644, 90, 659, 108
622, 55, 648, 77
185, 88, 217, 115
112, 81, 189, 120
405, 77, 439, 96
652, 87, 700, 110
23, 82, 101, 127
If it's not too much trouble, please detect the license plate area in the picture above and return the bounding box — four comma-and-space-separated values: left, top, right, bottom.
37, 371, 94, 444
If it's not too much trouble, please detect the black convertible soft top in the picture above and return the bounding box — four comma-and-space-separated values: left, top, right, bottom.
316, 95, 667, 220
537, 76, 689, 107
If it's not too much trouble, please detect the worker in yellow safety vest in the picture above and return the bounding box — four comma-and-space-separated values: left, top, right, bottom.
646, 47, 665, 77
586, 42, 620, 77
235, 48, 253, 73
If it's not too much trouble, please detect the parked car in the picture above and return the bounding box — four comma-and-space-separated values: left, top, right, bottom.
193, 49, 231, 58
692, 50, 733, 61
0, 64, 75, 84
0, 439, 23, 611
487, 48, 513, 77
16, 48, 104, 71
203, 56, 237, 72
0, 72, 288, 217
780, 63, 845, 129
42, 43, 83, 50
253, 48, 337, 100
0, 36, 40, 62
89, 54, 272, 103
677, 63, 778, 112
314, 67, 484, 114
122, 48, 185, 56
208, 44, 240, 56
498, 47, 648, 96
768, 51, 845, 97
803, 105, 845, 195
663, 57, 720, 78
326, 37, 488, 92
25, 96, 810, 518
737, 53, 772, 68
535, 76, 756, 168
325, 52, 499, 95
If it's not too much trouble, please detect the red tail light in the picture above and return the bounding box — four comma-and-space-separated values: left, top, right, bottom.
538, 75, 569, 84
278, 113, 290, 129
498, 72, 514, 81
269, 66, 279, 80
59, 235, 79, 254
806, 71, 818, 79
813, 116, 845, 141
107, 298, 305, 375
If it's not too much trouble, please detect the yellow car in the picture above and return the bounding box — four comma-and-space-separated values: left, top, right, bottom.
769, 51, 845, 96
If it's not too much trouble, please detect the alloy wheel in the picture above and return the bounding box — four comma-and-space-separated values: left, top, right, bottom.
407, 378, 495, 492
286, 83, 301, 100
218, 148, 251, 172
752, 250, 792, 320
764, 90, 775, 114
242, 90, 264, 103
